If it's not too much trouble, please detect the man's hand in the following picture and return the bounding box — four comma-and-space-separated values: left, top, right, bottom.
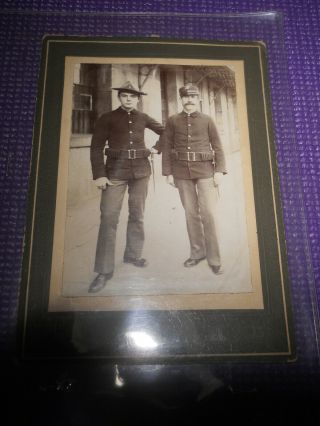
213, 172, 223, 187
94, 177, 114, 190
150, 147, 159, 154
166, 175, 176, 187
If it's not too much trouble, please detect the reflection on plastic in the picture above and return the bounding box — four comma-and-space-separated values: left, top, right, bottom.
126, 331, 158, 349
115, 364, 125, 387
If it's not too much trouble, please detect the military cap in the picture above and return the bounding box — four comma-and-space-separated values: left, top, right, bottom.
112, 81, 147, 96
179, 83, 200, 97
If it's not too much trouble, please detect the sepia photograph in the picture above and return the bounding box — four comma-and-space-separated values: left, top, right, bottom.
49, 56, 263, 311
20, 38, 293, 360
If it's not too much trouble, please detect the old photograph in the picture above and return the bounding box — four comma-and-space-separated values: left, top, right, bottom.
48, 56, 263, 311
19, 38, 294, 360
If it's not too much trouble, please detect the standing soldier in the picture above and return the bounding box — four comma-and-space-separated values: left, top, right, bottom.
89, 81, 164, 293
162, 83, 227, 274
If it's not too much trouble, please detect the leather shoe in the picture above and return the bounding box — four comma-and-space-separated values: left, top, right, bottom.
123, 257, 148, 267
183, 257, 206, 267
88, 272, 113, 293
210, 265, 223, 275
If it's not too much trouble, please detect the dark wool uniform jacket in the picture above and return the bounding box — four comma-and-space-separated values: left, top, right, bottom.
162, 110, 227, 179
90, 107, 164, 180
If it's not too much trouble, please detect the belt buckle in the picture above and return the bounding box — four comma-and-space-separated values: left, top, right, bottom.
187, 151, 196, 161
128, 149, 136, 159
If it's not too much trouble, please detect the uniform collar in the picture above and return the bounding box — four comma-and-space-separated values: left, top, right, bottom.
118, 106, 138, 114
181, 110, 199, 118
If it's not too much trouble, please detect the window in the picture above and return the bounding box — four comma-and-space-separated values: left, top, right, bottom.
73, 91, 93, 111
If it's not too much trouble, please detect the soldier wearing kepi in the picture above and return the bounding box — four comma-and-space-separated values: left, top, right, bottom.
89, 81, 164, 293
162, 83, 227, 274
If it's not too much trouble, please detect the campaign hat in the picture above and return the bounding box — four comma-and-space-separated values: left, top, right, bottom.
179, 83, 200, 97
112, 81, 147, 96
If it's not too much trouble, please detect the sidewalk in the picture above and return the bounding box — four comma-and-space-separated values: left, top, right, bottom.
61, 154, 253, 298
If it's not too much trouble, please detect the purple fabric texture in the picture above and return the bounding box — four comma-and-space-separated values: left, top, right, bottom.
0, 1, 319, 388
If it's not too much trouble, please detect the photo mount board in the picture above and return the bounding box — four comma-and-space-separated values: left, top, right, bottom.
19, 36, 294, 362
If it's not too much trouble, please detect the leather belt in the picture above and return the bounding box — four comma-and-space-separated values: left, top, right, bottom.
172, 150, 214, 162
105, 148, 151, 160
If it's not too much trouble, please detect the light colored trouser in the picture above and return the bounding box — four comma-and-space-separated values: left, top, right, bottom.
175, 177, 221, 267
94, 177, 149, 274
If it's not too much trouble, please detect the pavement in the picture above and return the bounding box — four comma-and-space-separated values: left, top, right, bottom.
61, 153, 254, 299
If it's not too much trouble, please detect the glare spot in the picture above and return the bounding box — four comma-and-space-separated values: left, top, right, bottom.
126, 331, 158, 349
115, 365, 125, 387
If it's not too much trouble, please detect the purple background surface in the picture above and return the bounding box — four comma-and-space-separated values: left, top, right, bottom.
0, 0, 319, 393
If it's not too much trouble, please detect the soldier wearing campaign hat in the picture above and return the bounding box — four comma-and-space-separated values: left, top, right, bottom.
162, 83, 227, 275
89, 81, 164, 293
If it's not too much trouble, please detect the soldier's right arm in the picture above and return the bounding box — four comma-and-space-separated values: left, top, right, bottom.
90, 114, 110, 180
162, 117, 175, 177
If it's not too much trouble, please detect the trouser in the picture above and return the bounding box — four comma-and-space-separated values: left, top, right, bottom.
94, 176, 149, 274
175, 177, 221, 267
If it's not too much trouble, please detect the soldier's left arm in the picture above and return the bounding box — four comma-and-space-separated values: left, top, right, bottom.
146, 114, 165, 135
146, 114, 165, 153
208, 117, 227, 174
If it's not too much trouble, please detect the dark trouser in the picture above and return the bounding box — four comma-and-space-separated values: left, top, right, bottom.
94, 176, 149, 274
175, 177, 221, 267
